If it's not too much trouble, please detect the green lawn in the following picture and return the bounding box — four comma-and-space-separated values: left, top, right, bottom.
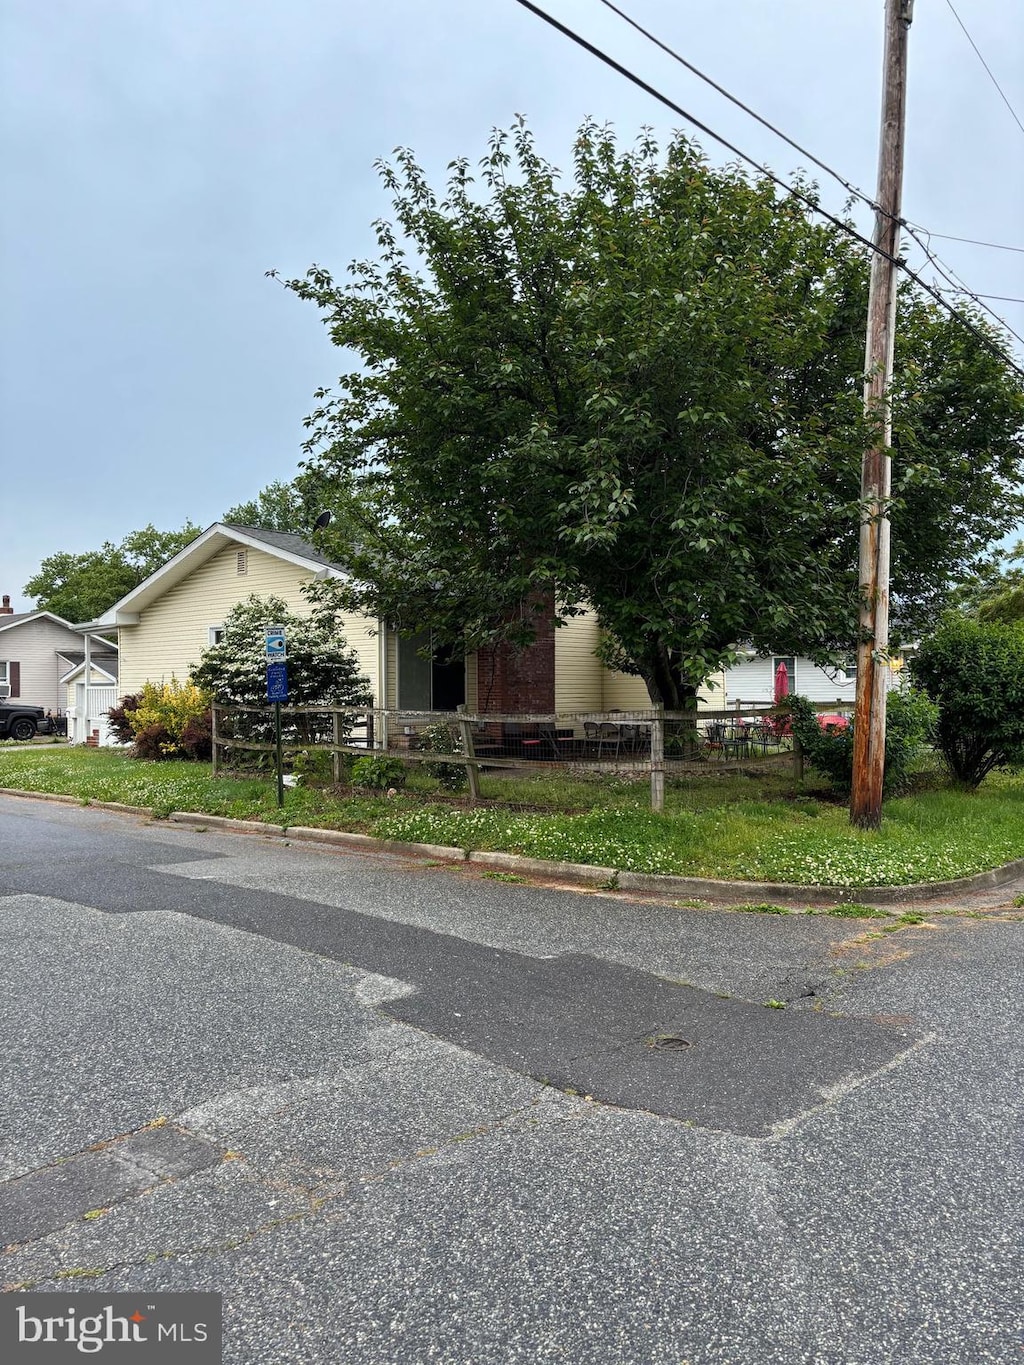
1, 746, 1021, 888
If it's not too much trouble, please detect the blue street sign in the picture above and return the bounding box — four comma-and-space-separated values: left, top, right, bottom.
264, 625, 287, 661
266, 662, 289, 702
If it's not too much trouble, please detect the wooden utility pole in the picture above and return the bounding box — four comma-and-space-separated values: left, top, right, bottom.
850, 0, 914, 830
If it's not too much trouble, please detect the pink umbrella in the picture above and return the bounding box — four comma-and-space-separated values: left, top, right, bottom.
773, 661, 790, 705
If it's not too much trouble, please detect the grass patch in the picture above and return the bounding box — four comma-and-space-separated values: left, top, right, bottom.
824, 904, 889, 919
729, 902, 792, 915
5, 747, 1024, 888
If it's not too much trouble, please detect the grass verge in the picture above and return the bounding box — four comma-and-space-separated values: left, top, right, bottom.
1, 747, 1022, 888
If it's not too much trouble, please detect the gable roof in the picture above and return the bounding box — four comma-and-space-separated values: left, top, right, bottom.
0, 609, 81, 635
59, 654, 120, 685
82, 523, 344, 629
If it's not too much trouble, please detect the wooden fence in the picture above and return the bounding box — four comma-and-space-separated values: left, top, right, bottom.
211, 700, 855, 812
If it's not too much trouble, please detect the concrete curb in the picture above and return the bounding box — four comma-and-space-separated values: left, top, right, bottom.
0, 788, 80, 805
168, 812, 287, 836
466, 850, 617, 887
2, 788, 1022, 906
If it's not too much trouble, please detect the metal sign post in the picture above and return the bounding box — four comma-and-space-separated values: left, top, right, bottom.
264, 627, 288, 808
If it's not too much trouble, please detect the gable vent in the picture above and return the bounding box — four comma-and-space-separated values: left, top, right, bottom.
236, 549, 248, 576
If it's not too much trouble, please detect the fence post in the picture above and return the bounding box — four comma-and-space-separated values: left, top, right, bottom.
332, 709, 344, 784
793, 732, 804, 782
211, 703, 220, 776
457, 704, 481, 803
650, 705, 665, 813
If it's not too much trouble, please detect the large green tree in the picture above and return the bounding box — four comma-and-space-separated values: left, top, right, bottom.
25, 523, 201, 624
283, 120, 1024, 709
222, 481, 311, 534
222, 475, 373, 555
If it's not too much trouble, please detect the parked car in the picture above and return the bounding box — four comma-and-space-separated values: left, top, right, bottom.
0, 702, 47, 741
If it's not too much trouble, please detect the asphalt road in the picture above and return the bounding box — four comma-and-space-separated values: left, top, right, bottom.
0, 794, 1021, 1363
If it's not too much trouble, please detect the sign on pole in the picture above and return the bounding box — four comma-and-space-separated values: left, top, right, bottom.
264, 625, 287, 661
266, 662, 288, 702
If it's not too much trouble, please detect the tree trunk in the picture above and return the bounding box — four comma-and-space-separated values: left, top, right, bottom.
636, 640, 701, 756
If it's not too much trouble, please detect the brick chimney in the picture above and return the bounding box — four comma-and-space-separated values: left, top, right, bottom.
0, 595, 13, 614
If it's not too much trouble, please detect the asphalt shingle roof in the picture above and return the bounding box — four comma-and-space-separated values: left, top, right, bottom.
222, 524, 340, 569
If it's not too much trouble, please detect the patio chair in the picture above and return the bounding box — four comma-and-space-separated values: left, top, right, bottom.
702, 722, 726, 759
538, 723, 574, 760
747, 722, 774, 756
583, 721, 622, 761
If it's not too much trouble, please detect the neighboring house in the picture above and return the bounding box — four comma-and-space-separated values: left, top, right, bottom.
722, 650, 909, 707
0, 596, 115, 715
85, 523, 724, 719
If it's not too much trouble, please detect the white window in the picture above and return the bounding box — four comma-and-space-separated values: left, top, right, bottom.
0, 661, 7, 682
208, 626, 225, 645
236, 549, 248, 575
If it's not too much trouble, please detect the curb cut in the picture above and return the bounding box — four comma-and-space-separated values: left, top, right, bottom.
2, 788, 1022, 906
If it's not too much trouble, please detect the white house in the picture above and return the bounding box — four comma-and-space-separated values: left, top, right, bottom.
723, 650, 908, 708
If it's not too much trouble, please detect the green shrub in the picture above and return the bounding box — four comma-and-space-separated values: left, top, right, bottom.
910, 613, 1024, 788
291, 748, 344, 786
784, 690, 931, 797
123, 679, 212, 761
417, 722, 468, 791
351, 754, 408, 791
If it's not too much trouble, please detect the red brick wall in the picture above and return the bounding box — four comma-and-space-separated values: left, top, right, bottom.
476, 597, 555, 714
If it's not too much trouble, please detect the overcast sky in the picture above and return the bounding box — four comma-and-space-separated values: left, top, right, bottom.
2, 0, 1022, 612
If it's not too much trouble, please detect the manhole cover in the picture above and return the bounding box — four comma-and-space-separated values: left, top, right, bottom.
649, 1034, 691, 1051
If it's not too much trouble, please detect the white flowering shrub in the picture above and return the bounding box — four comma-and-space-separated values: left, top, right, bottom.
191, 594, 373, 751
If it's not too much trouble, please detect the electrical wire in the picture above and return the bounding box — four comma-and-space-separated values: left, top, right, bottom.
943, 0, 1024, 138
600, 0, 1024, 273
901, 222, 1024, 351
594, 0, 1024, 346
906, 228, 1024, 256
512, 0, 1024, 381
596, 0, 876, 212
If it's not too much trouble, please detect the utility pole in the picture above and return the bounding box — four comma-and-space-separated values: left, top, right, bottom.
850, 0, 914, 830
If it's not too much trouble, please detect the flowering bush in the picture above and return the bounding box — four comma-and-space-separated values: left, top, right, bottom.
117, 679, 212, 760
190, 593, 374, 754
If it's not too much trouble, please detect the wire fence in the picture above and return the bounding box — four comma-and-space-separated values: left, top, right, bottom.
211, 699, 856, 811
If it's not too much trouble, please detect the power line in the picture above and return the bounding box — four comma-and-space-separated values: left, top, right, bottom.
512, 0, 1024, 381
594, 0, 1024, 346
902, 222, 1024, 351
601, 0, 1024, 275
951, 293, 1024, 306
596, 0, 876, 212
904, 225, 1024, 256
943, 0, 1024, 138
